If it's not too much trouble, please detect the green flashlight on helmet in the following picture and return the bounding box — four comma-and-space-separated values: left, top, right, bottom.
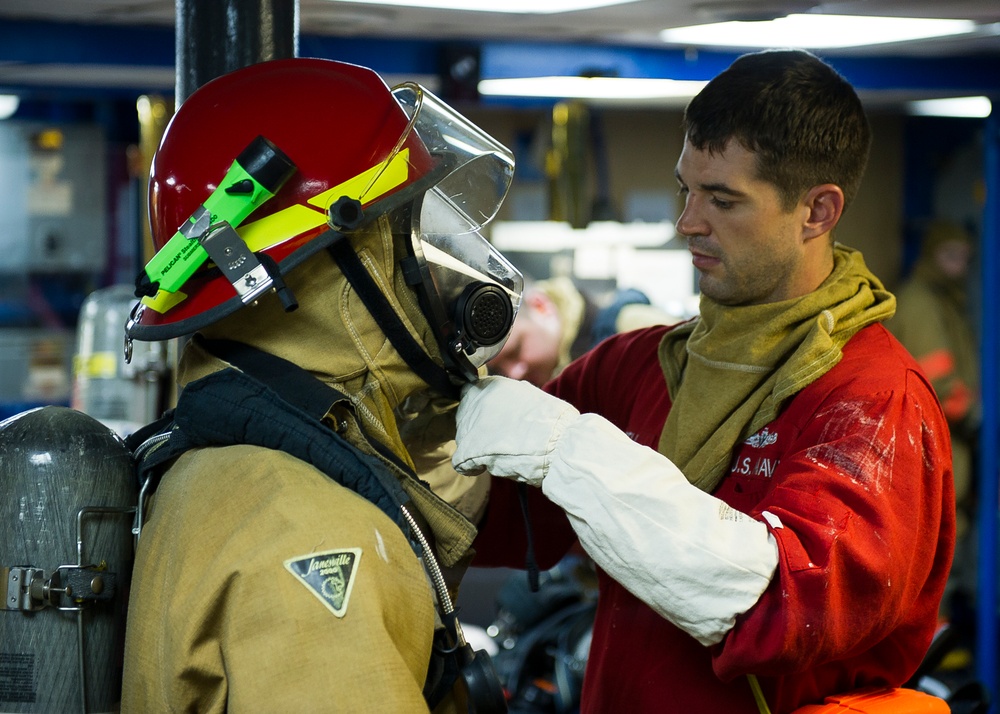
138, 135, 297, 297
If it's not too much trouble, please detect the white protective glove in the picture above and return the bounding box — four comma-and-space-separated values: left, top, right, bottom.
452, 376, 580, 486
452, 375, 778, 646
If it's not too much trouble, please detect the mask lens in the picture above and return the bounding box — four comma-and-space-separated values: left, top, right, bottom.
413, 189, 523, 370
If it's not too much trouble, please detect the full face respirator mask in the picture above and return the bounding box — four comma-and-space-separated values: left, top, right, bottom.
328, 81, 523, 384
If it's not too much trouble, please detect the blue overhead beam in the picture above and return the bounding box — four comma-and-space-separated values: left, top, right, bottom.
3, 20, 1000, 99
0, 21, 174, 68
299, 35, 443, 76
479, 41, 1000, 91
483, 43, 736, 81
826, 54, 1000, 93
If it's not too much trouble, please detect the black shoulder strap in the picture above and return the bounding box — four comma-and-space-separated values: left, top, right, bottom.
198, 336, 342, 420
130, 340, 415, 542
183, 369, 415, 539
198, 337, 416, 476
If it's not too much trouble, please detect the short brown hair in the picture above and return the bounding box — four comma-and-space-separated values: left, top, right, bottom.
683, 49, 871, 213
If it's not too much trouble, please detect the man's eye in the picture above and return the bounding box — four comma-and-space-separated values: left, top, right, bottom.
710, 196, 733, 209
676, 186, 689, 197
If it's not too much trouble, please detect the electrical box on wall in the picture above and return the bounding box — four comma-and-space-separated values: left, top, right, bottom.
0, 122, 107, 273
0, 328, 74, 417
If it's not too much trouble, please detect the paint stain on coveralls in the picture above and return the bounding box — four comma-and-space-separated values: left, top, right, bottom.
375, 528, 388, 562
803, 399, 896, 494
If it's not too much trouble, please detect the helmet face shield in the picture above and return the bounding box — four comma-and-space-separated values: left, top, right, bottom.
408, 187, 523, 378
375, 83, 522, 381
382, 83, 514, 234
378, 83, 524, 380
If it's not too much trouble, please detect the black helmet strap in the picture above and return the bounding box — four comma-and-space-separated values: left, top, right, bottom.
326, 233, 460, 400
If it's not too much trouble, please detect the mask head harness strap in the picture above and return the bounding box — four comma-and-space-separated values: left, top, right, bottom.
395, 195, 515, 383
325, 230, 460, 400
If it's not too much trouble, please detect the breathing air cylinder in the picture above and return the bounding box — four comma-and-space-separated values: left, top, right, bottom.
72, 284, 172, 437
0, 406, 136, 713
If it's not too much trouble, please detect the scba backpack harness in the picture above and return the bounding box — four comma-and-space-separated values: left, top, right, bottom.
127, 338, 507, 713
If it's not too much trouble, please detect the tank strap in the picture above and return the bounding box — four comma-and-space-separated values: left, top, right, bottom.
198, 337, 341, 419
199, 337, 417, 477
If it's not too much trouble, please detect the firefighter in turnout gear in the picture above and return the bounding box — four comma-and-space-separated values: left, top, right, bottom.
121, 57, 521, 713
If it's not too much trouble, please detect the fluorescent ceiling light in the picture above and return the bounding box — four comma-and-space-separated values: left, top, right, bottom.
908, 97, 992, 118
0, 95, 19, 120
324, 0, 635, 12
478, 76, 708, 100
659, 15, 977, 49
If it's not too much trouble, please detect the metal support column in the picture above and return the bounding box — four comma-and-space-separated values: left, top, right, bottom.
977, 107, 999, 712
175, 0, 298, 104
165, 0, 298, 403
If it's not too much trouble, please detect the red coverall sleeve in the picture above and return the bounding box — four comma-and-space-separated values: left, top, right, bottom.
713, 371, 955, 683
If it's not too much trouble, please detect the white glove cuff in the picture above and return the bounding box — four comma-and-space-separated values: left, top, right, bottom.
541, 413, 778, 646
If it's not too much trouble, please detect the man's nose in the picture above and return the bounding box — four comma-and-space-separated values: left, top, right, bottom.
675, 198, 708, 238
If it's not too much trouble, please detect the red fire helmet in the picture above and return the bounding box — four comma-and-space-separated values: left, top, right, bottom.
126, 57, 518, 357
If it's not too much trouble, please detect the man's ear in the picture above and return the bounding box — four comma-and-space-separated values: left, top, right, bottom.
802, 184, 845, 239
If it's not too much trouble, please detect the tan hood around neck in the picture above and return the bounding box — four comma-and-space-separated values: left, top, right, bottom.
178, 217, 453, 464
176, 219, 482, 569
658, 244, 896, 494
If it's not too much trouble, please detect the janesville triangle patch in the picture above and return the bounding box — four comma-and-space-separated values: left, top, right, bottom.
284, 548, 362, 618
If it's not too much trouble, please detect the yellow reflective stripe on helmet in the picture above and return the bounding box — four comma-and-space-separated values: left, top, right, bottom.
308, 147, 411, 211
239, 147, 413, 253
141, 288, 188, 314
143, 148, 412, 315
239, 204, 328, 253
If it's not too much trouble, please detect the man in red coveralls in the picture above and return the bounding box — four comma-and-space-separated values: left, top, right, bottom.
450, 49, 955, 714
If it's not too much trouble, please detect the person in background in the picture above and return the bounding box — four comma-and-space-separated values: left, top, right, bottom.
121, 58, 522, 713
450, 49, 955, 714
889, 219, 979, 614
488, 275, 680, 386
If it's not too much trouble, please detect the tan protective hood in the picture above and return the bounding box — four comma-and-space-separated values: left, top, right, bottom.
177, 218, 479, 567
180, 218, 445, 452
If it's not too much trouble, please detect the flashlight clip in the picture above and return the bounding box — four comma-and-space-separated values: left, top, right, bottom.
139, 135, 297, 297
193, 213, 273, 305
